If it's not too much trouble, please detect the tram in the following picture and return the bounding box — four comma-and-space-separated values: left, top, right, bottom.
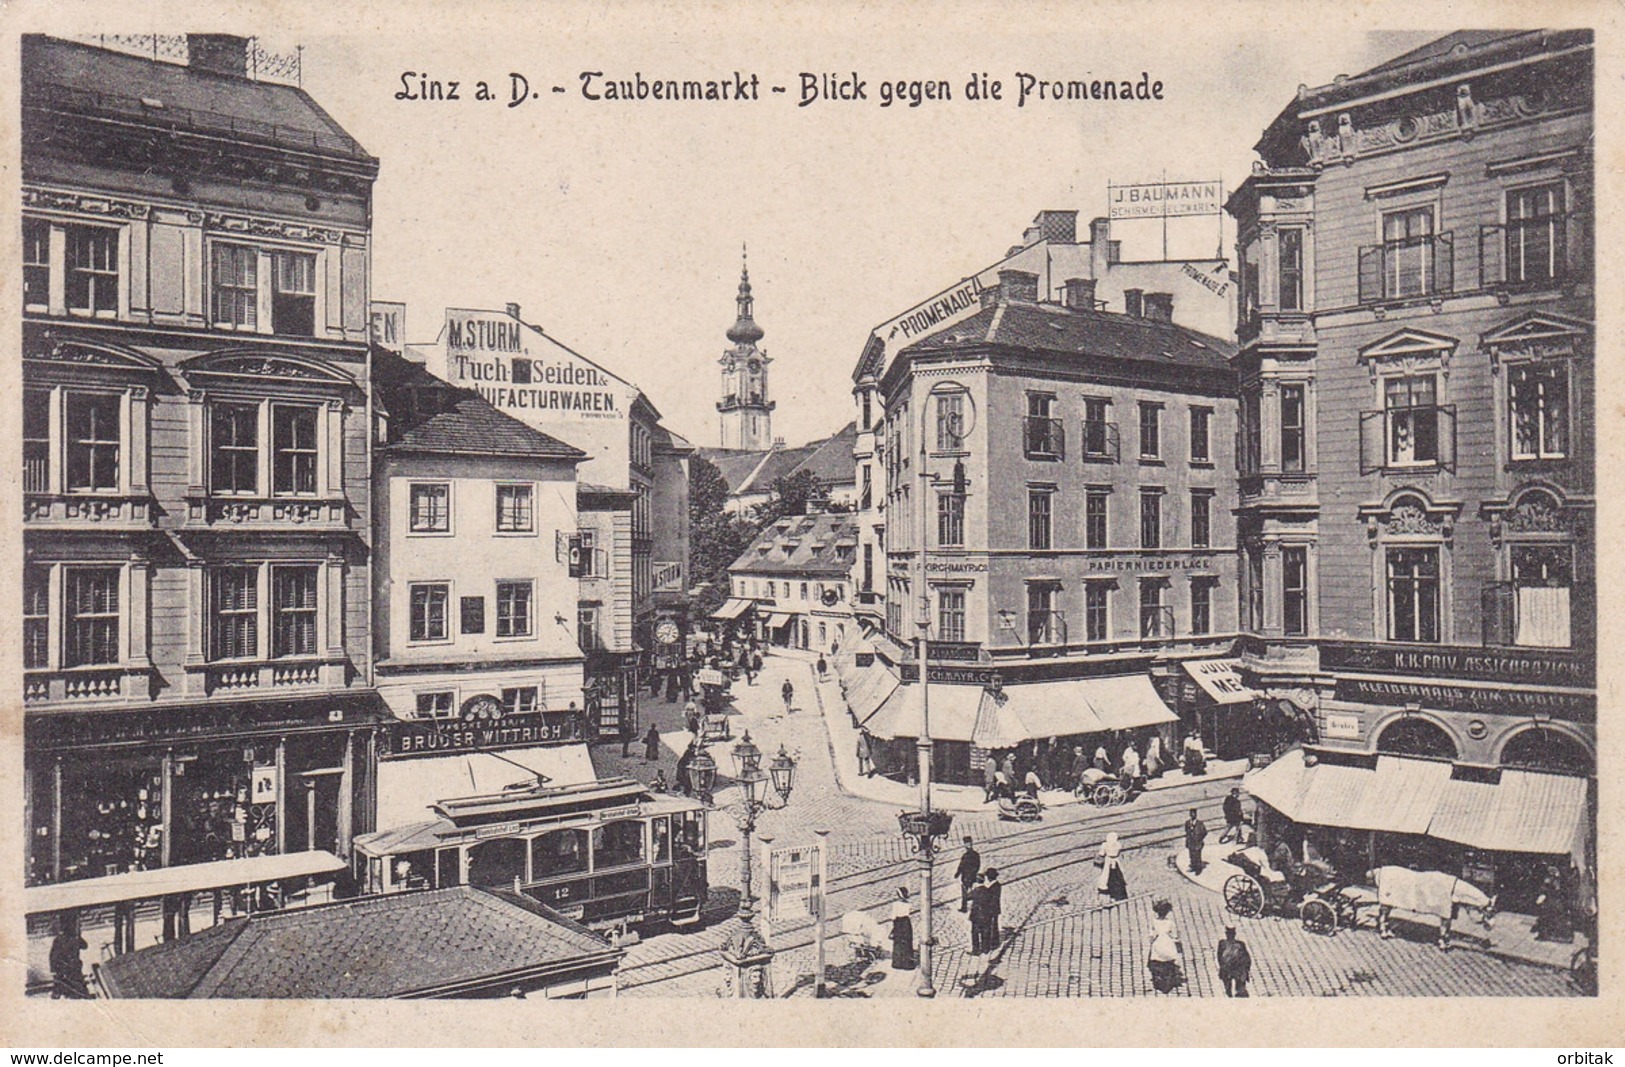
354, 775, 708, 929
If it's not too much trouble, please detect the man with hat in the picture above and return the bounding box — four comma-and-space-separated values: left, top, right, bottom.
1216, 925, 1253, 997
954, 836, 981, 913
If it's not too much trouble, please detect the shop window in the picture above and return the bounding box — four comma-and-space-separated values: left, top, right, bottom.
54, 761, 165, 881
1386, 547, 1440, 643
1190, 578, 1213, 637
24, 217, 49, 310
936, 587, 966, 643
414, 691, 455, 719
496, 484, 533, 532
937, 493, 964, 547
1085, 489, 1109, 550
24, 564, 50, 670
391, 850, 434, 890
1508, 363, 1569, 460
496, 580, 533, 637
272, 405, 319, 495
1501, 727, 1592, 776
65, 225, 119, 316
1084, 582, 1109, 642
1375, 717, 1457, 760
1190, 491, 1211, 549
409, 583, 449, 642
211, 403, 260, 495
210, 566, 260, 660
271, 251, 317, 336
65, 566, 120, 667
65, 392, 121, 492
410, 483, 450, 533
1189, 407, 1211, 463
271, 565, 319, 657
1282, 547, 1308, 637
532, 828, 589, 878
501, 686, 539, 716
593, 819, 646, 870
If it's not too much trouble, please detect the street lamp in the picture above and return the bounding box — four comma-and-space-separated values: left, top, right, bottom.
719, 730, 796, 997
689, 745, 717, 805
902, 380, 975, 998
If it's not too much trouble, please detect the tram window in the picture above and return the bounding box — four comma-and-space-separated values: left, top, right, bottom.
593, 820, 646, 870
437, 847, 461, 888
652, 816, 671, 864
532, 828, 589, 879
393, 850, 434, 890
467, 837, 528, 888
676, 811, 705, 857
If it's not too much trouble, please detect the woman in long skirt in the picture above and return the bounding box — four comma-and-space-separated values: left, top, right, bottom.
889, 886, 917, 970
1147, 898, 1183, 993
1098, 831, 1129, 901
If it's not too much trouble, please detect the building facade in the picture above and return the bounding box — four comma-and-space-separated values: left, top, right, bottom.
22, 35, 383, 886
725, 513, 857, 654
1229, 30, 1594, 906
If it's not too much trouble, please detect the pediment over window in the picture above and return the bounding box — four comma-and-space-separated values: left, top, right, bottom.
1358, 489, 1463, 542
1481, 484, 1588, 543
180, 350, 357, 390
27, 339, 162, 375
1480, 312, 1590, 363
1357, 328, 1460, 366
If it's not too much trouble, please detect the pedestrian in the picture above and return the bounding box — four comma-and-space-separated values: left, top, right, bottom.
889, 886, 917, 970
968, 873, 990, 955
49, 917, 88, 999
620, 718, 635, 758
817, 654, 828, 680
856, 730, 874, 777
782, 679, 795, 714
1093, 745, 1112, 774
1220, 787, 1245, 844
684, 700, 700, 737
751, 650, 763, 682
955, 836, 981, 913
1217, 925, 1252, 997
1182, 733, 1207, 776
1121, 742, 1143, 790
675, 745, 694, 796
1185, 808, 1209, 876
993, 765, 1013, 801
1023, 767, 1044, 799
982, 757, 999, 803
651, 770, 668, 793
643, 723, 661, 762
979, 869, 1004, 953
1000, 751, 1016, 786
1069, 745, 1089, 792
1098, 832, 1128, 901
1144, 734, 1165, 779
1270, 839, 1296, 881
1147, 898, 1183, 994
1533, 864, 1575, 943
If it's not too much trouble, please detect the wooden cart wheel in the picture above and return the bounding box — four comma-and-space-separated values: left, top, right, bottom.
1224, 874, 1265, 919
1092, 781, 1124, 807
1301, 897, 1337, 936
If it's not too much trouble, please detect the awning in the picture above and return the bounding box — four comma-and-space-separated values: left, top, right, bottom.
967, 674, 1179, 749
864, 683, 982, 742
710, 597, 754, 621
26, 851, 347, 915
1083, 674, 1182, 731
1182, 658, 1257, 705
846, 663, 901, 725
375, 743, 597, 832
766, 613, 792, 629
1245, 750, 1590, 857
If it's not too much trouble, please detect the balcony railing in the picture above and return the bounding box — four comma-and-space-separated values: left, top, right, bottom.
1023, 417, 1065, 459
1479, 215, 1588, 289
23, 450, 48, 494
1027, 609, 1067, 646
1358, 232, 1454, 304
1358, 405, 1457, 475
1080, 420, 1120, 461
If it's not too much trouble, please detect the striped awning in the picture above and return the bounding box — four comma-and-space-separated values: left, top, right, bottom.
1429, 769, 1589, 856
765, 613, 793, 629
864, 683, 982, 742
710, 597, 754, 621
847, 664, 902, 725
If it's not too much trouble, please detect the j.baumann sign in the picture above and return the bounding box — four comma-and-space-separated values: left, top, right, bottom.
386, 710, 580, 759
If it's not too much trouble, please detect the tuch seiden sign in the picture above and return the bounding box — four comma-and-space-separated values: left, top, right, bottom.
441, 310, 625, 420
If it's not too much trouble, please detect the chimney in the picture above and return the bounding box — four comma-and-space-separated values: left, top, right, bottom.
1143, 292, 1174, 322
1022, 225, 1044, 248
505, 302, 522, 320
1061, 278, 1097, 310
1033, 210, 1078, 244
187, 35, 251, 78
1124, 288, 1144, 319
771, 436, 786, 451
998, 269, 1039, 304
1089, 216, 1119, 277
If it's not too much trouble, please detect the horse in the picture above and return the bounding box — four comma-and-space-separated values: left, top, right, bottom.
1371, 866, 1497, 949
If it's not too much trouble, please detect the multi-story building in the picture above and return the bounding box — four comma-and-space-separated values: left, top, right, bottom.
369, 350, 598, 832
1230, 30, 1594, 909
848, 268, 1239, 784
21, 35, 383, 886
410, 303, 691, 740
724, 513, 857, 654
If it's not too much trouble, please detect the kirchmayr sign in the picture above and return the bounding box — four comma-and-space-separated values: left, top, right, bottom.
1109, 180, 1222, 220
442, 310, 625, 420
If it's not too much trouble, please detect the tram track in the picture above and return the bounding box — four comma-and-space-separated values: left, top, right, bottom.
616, 787, 1230, 991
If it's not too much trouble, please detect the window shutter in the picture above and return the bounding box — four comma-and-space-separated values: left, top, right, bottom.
1359, 409, 1385, 474
1433, 231, 1454, 294
1438, 405, 1457, 473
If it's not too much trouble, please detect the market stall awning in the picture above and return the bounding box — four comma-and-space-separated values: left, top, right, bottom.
1245, 750, 1590, 857
847, 663, 902, 726
971, 680, 1105, 749
765, 613, 793, 629
710, 597, 754, 621
375, 743, 597, 832
26, 851, 347, 916
1083, 674, 1182, 731
1182, 659, 1256, 705
864, 683, 982, 742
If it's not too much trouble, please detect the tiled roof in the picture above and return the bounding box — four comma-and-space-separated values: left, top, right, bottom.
697, 424, 857, 499
904, 301, 1235, 373
23, 37, 372, 162
98, 886, 620, 999
730, 512, 858, 578
787, 422, 858, 488
375, 350, 586, 461
698, 448, 776, 494
740, 444, 821, 493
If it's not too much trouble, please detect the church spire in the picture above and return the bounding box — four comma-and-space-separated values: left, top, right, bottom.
717, 242, 774, 451
726, 243, 764, 345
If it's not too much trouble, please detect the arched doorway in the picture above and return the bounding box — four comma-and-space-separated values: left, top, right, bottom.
1501, 727, 1593, 776
1374, 716, 1458, 760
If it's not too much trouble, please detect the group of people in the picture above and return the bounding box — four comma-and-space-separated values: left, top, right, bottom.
952, 838, 1005, 955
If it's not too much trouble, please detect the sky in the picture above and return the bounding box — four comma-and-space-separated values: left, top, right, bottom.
273, 12, 1442, 451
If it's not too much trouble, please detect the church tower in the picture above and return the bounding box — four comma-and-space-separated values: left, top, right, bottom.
717, 246, 774, 450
